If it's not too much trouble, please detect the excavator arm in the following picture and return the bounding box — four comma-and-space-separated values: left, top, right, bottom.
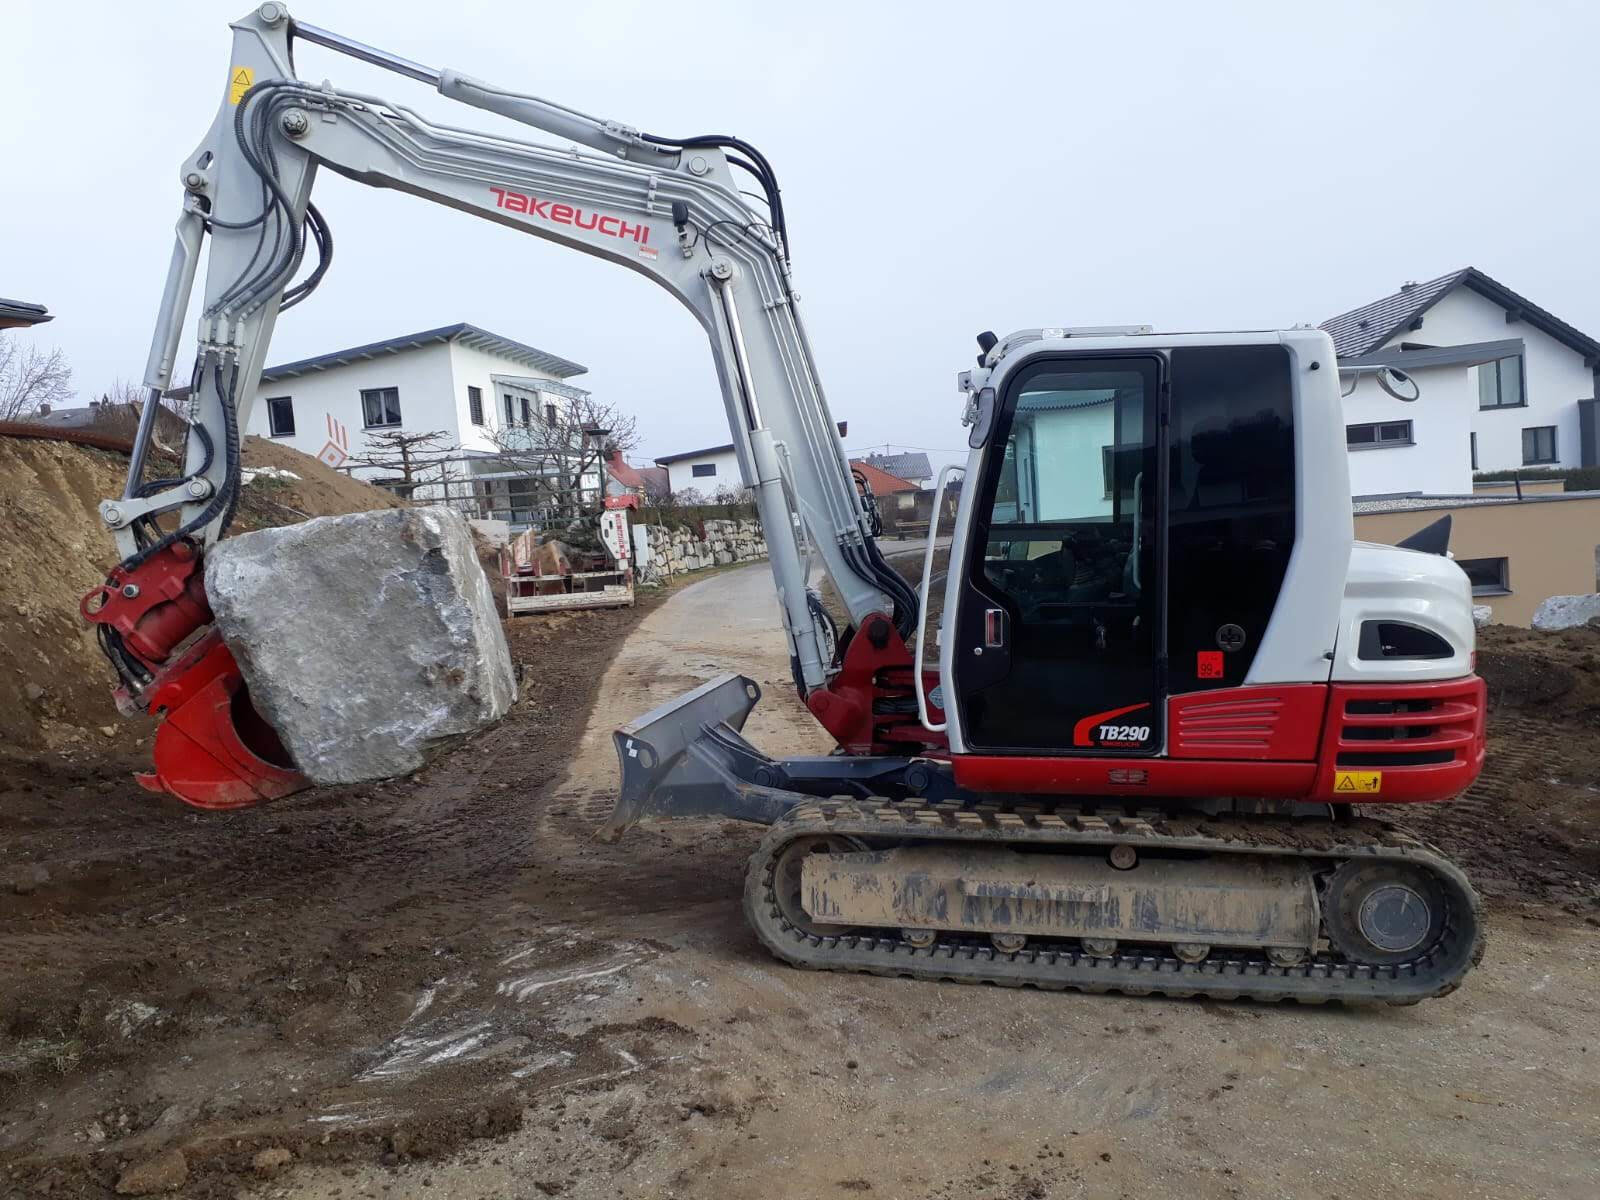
87, 4, 921, 805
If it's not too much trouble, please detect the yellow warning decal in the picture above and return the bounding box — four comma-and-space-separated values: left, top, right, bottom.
1334, 770, 1383, 795
229, 66, 254, 105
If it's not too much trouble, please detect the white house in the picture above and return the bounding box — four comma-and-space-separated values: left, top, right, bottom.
655, 421, 849, 497
654, 441, 741, 496
244, 323, 606, 526
248, 322, 586, 464
1322, 269, 1600, 498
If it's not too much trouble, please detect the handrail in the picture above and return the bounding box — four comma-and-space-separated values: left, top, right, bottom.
914, 464, 964, 733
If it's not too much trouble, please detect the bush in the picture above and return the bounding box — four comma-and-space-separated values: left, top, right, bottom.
635, 498, 759, 531
1472, 466, 1600, 492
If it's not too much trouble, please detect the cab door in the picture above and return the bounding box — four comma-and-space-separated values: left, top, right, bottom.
953, 355, 1165, 754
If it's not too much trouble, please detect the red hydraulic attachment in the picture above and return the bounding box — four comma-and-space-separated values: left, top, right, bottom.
807, 612, 948, 756
81, 542, 309, 810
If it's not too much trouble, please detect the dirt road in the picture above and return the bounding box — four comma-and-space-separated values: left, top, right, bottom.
304, 564, 1599, 1200
6, 562, 1600, 1199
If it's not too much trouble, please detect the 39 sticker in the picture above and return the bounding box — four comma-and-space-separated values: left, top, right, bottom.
1097, 724, 1150, 745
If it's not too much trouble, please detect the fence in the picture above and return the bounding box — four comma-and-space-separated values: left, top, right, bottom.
338, 450, 606, 531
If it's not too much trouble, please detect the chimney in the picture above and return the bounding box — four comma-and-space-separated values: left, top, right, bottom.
38, 403, 50, 415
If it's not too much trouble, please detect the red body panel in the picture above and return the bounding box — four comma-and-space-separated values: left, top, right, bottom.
807, 613, 948, 754
953, 676, 1486, 805
1168, 685, 1326, 760
1309, 675, 1486, 803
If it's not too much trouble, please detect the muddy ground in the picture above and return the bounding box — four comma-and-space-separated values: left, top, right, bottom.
0, 434, 401, 754
4, 565, 1600, 1198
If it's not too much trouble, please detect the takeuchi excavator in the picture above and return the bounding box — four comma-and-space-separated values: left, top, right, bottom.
86, 5, 1487, 1005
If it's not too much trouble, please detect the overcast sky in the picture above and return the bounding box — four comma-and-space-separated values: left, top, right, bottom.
5, 1, 1597, 469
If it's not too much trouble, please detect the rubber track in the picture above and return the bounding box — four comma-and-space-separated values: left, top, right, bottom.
742, 798, 1486, 1006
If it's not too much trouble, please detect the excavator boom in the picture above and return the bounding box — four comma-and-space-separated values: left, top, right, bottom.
89, 4, 917, 804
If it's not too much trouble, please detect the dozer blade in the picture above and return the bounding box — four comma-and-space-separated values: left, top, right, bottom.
138, 630, 309, 810
605, 672, 795, 838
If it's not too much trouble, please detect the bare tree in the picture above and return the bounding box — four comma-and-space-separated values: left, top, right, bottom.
0, 333, 73, 420
349, 429, 459, 498
484, 393, 639, 526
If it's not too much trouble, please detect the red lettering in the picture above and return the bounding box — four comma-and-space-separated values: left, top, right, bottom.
491, 186, 648, 247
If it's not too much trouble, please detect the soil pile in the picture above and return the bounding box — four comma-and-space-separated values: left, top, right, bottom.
1392, 623, 1600, 910
0, 434, 401, 755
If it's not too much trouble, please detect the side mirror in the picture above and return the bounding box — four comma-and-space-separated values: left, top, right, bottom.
967, 386, 997, 449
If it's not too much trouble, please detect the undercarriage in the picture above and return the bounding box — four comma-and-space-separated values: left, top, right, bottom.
744, 798, 1483, 1005
613, 673, 1485, 1005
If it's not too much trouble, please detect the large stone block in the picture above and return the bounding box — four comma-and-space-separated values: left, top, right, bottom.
205, 506, 516, 784
1532, 593, 1600, 631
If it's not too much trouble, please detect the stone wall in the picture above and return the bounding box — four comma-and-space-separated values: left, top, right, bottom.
632, 518, 767, 584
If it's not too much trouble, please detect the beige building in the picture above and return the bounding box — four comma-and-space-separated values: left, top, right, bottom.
1355, 492, 1600, 625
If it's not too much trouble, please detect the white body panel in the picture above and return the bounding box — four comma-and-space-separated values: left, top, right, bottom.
1330, 543, 1475, 682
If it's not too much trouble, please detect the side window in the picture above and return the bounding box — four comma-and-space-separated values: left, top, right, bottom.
266, 396, 295, 437
980, 364, 1153, 615
1167, 345, 1295, 692
962, 357, 1161, 752
1522, 425, 1557, 465
692, 463, 717, 478
360, 387, 401, 428
1478, 355, 1524, 409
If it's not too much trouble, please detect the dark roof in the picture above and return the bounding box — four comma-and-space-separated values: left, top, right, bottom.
655, 441, 734, 465
860, 450, 933, 482
261, 322, 586, 382
656, 422, 848, 466
1321, 268, 1600, 364
850, 459, 919, 494
0, 297, 51, 328
1339, 337, 1525, 372
23, 406, 97, 429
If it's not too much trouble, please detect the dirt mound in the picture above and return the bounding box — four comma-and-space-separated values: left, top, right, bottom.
0, 434, 401, 755
1392, 623, 1600, 910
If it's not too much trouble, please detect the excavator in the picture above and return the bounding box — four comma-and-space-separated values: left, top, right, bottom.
85, 5, 1487, 1005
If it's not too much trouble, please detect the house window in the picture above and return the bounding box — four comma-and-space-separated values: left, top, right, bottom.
265, 396, 295, 437
1458, 556, 1510, 596
691, 462, 717, 478
361, 387, 402, 428
467, 386, 484, 426
520, 395, 533, 426
1522, 425, 1558, 465
1346, 420, 1413, 450
545, 401, 558, 426
1470, 431, 1477, 470
1478, 355, 1524, 409
503, 394, 515, 424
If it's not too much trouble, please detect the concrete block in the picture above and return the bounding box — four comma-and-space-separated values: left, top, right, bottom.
1471, 604, 1493, 628
205, 506, 516, 784
1532, 593, 1600, 631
